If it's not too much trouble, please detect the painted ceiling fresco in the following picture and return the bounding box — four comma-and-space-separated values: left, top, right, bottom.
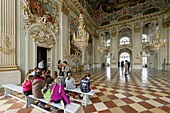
28, 0, 58, 24
78, 0, 169, 26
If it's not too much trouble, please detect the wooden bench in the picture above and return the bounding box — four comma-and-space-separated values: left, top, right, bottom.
65, 88, 94, 106
2, 84, 80, 113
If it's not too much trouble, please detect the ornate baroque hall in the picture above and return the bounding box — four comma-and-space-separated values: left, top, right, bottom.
0, 0, 170, 113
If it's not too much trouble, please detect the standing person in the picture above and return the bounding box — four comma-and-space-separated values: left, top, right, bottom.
120, 61, 124, 75
118, 62, 120, 68
87, 61, 91, 71
62, 61, 70, 78
127, 61, 131, 72
125, 60, 128, 75
121, 61, 124, 69
38, 60, 44, 70
58, 60, 62, 76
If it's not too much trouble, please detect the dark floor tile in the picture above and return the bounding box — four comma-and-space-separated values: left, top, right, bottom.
121, 98, 135, 104
104, 101, 117, 108
153, 98, 170, 105
120, 105, 138, 113
83, 104, 96, 113
159, 106, 170, 112
107, 95, 119, 100
8, 103, 25, 110
136, 95, 150, 100
99, 88, 107, 91
95, 92, 104, 96
4, 98, 18, 104
140, 110, 153, 113
91, 97, 102, 103
17, 107, 33, 113
121, 93, 133, 97
138, 102, 155, 109
98, 109, 112, 113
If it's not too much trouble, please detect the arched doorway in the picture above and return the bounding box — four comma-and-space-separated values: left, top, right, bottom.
119, 52, 130, 62
118, 48, 132, 68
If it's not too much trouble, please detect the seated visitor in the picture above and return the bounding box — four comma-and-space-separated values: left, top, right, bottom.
50, 78, 70, 108
58, 72, 66, 87
65, 73, 76, 98
30, 67, 39, 76
65, 73, 76, 89
80, 73, 92, 93
22, 75, 34, 96
32, 72, 49, 109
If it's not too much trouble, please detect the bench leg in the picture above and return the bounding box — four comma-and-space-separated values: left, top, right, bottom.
83, 94, 90, 107
4, 88, 12, 97
26, 96, 35, 107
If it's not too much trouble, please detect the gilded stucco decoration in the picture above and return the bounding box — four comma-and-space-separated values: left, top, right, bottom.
0, 36, 14, 54
112, 29, 116, 37
134, 23, 141, 33
30, 27, 55, 48
22, 0, 59, 36
62, 1, 69, 15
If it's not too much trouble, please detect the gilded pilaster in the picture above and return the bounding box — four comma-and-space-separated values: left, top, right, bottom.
133, 22, 142, 69
111, 28, 117, 64
61, 1, 69, 16
0, 0, 17, 69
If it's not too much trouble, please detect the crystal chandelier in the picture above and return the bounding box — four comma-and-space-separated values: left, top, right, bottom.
148, 21, 166, 51
98, 34, 110, 55
73, 10, 89, 49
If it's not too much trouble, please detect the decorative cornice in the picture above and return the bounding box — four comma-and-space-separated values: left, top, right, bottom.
99, 6, 169, 30
163, 16, 170, 28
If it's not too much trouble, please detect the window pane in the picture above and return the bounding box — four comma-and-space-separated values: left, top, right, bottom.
120, 37, 130, 45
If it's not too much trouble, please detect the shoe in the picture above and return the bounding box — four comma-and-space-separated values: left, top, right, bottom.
79, 94, 83, 99
60, 100, 65, 109
38, 102, 44, 108
50, 106, 57, 111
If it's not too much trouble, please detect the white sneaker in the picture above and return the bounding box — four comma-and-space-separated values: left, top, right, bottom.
60, 100, 65, 109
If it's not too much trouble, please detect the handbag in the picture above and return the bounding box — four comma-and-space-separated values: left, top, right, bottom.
43, 84, 56, 101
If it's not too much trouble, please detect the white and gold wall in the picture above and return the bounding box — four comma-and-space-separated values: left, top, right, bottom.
0, 0, 21, 87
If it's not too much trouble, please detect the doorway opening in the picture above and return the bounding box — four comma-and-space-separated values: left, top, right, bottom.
37, 46, 47, 70
142, 52, 148, 68
119, 52, 130, 63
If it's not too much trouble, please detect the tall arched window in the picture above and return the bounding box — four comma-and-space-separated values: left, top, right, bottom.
106, 39, 110, 46
142, 34, 149, 42
120, 37, 130, 45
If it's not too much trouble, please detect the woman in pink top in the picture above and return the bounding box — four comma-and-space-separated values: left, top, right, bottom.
58, 60, 62, 75
50, 78, 70, 108
22, 75, 33, 96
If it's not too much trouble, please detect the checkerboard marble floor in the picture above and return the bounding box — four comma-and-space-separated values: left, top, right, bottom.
0, 67, 170, 113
